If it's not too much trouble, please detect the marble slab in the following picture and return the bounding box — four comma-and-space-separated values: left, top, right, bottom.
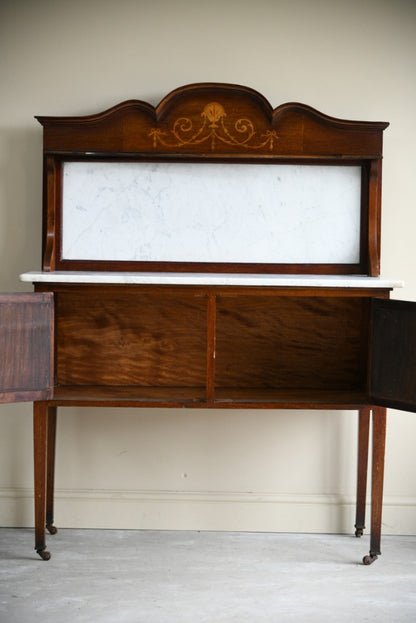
20, 271, 403, 289
61, 161, 362, 265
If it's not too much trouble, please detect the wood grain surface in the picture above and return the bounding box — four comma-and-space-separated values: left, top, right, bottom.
56, 290, 207, 387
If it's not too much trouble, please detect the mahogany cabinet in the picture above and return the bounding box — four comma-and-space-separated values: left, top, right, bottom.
1, 83, 415, 563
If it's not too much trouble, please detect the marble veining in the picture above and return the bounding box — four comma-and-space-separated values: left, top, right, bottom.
61, 162, 362, 264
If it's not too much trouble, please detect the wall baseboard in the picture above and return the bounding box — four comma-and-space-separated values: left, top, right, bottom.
1, 488, 415, 534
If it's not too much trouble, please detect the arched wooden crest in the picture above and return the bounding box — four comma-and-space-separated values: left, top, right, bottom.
36, 83, 388, 274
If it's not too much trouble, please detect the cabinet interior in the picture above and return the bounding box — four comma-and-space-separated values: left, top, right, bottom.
53, 288, 370, 407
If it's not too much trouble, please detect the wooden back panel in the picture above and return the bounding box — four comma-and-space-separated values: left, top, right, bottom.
216, 295, 369, 391
56, 289, 207, 387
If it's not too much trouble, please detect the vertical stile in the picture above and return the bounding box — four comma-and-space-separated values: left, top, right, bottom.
206, 292, 216, 404
43, 156, 58, 271
367, 160, 382, 277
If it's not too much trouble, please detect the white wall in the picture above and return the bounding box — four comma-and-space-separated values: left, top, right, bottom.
1, 0, 415, 534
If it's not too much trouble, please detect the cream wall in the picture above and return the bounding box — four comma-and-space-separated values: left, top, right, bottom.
1, 0, 416, 534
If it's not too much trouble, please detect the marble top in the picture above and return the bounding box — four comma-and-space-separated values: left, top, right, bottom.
20, 271, 403, 289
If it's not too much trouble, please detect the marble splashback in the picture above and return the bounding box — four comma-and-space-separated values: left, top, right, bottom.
62, 161, 362, 264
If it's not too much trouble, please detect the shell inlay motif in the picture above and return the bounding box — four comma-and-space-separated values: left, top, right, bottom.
149, 102, 279, 151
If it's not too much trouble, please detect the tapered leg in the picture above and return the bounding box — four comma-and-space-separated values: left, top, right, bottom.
33, 401, 50, 560
355, 407, 370, 537
46, 406, 58, 535
363, 406, 387, 565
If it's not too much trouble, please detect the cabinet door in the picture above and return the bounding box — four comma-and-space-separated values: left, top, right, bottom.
0, 293, 54, 403
370, 298, 416, 412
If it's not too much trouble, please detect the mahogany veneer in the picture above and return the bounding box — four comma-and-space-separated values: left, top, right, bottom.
2, 84, 415, 566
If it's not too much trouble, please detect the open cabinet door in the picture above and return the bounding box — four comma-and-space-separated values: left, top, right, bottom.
0, 293, 54, 403
370, 298, 416, 412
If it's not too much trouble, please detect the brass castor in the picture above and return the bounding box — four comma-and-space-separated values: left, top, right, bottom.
46, 523, 58, 535
36, 549, 51, 561
362, 553, 378, 565
355, 527, 364, 537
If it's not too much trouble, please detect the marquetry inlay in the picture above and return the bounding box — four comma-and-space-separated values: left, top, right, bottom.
149, 101, 279, 151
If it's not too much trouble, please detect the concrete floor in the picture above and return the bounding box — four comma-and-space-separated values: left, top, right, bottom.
0, 529, 415, 622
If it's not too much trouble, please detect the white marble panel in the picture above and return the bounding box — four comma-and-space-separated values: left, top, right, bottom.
61, 161, 362, 264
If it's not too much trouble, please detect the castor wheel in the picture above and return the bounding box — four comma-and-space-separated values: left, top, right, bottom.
46, 523, 58, 535
36, 549, 51, 561
355, 527, 364, 537
362, 553, 378, 565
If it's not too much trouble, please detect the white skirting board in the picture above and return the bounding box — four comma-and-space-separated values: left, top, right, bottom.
1, 488, 415, 535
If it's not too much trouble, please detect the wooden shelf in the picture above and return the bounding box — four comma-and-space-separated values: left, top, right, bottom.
52, 386, 206, 407
214, 388, 369, 409
50, 385, 369, 410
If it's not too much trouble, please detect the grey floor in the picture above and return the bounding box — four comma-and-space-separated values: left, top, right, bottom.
0, 529, 415, 622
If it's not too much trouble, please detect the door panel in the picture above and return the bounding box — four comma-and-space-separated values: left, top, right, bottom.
370, 298, 416, 412
0, 293, 54, 403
